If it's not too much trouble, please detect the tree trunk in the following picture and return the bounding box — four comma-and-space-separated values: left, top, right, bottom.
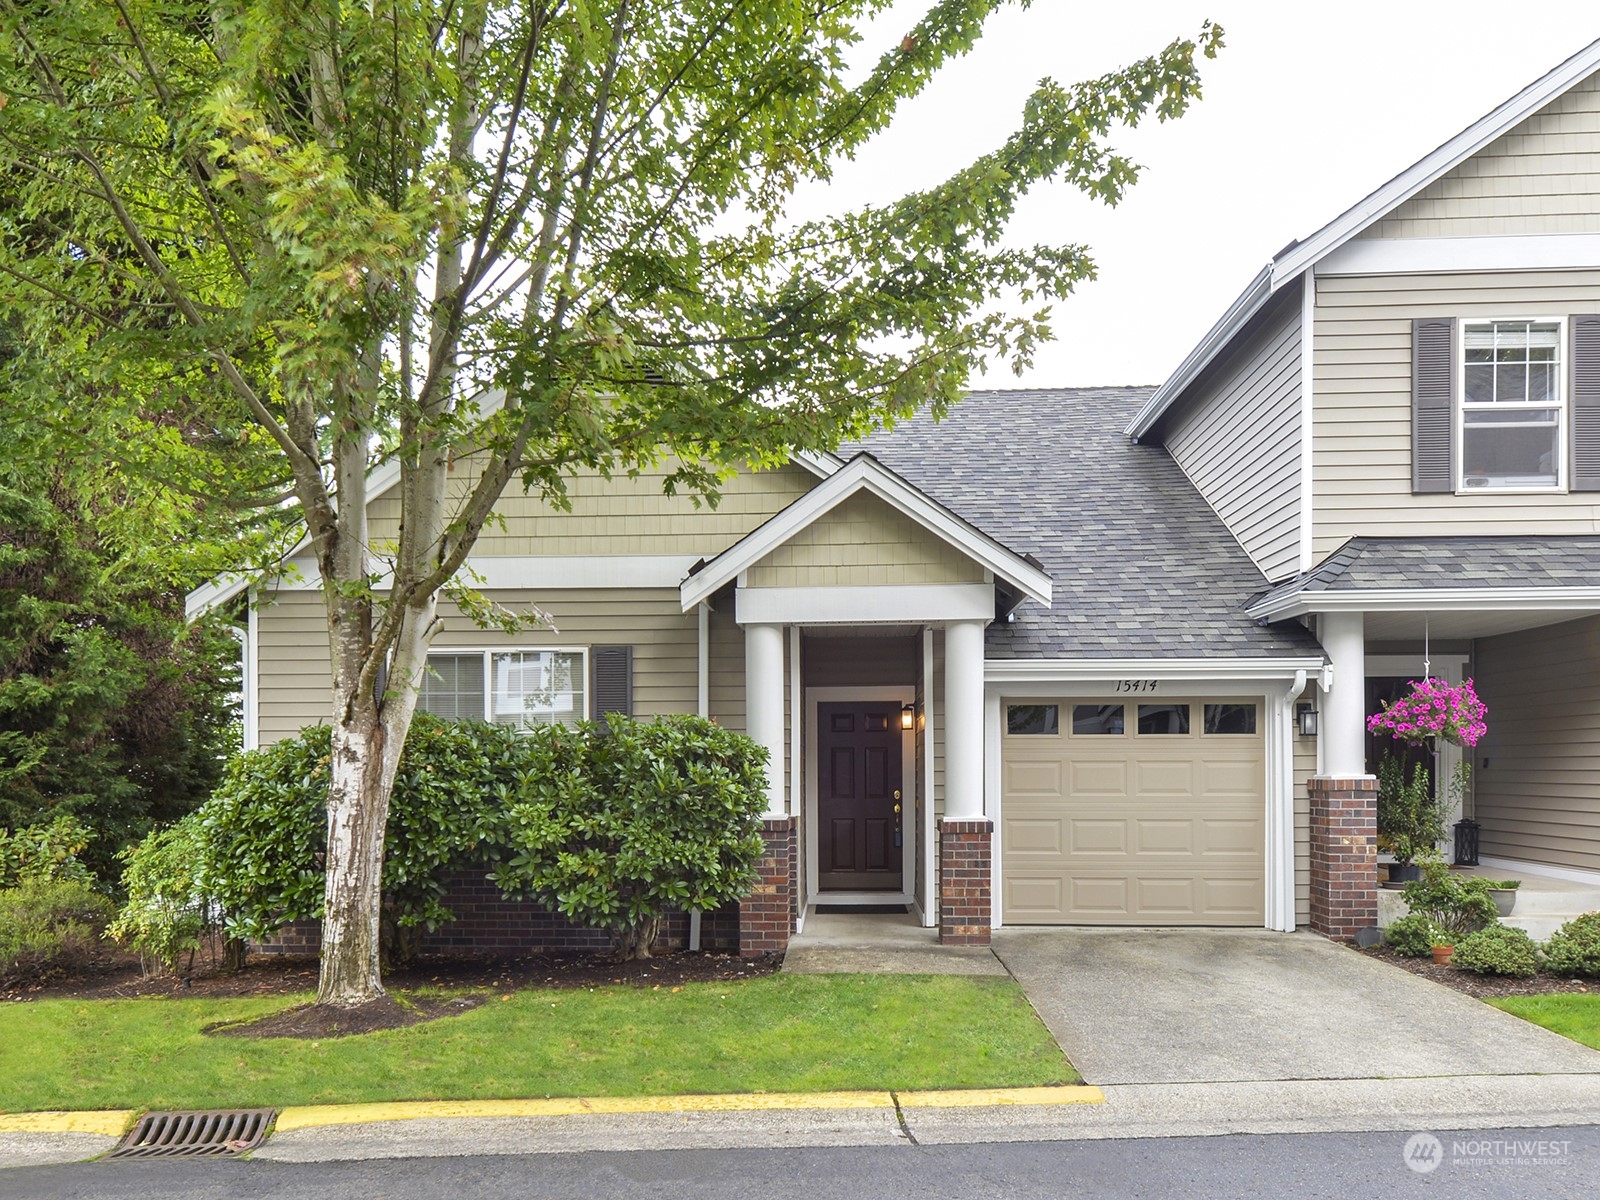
316, 706, 391, 1006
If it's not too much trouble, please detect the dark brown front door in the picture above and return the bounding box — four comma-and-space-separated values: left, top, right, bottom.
818, 701, 904, 891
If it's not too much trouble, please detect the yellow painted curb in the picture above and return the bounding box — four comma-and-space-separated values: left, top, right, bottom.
896, 1086, 1104, 1108
274, 1091, 895, 1132
0, 1111, 135, 1137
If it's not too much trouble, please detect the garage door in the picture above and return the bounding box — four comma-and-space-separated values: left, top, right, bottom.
1001, 698, 1265, 925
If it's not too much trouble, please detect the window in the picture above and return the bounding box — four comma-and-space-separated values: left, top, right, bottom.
1072, 704, 1124, 735
1203, 703, 1257, 735
1137, 703, 1190, 734
417, 649, 586, 729
1460, 319, 1563, 490
1007, 704, 1059, 735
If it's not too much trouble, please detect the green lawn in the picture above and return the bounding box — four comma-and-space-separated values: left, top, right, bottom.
1491, 993, 1600, 1050
0, 973, 1076, 1112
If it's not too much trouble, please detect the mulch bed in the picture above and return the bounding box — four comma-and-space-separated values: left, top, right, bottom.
2, 945, 780, 1006
1360, 944, 1596, 1000
206, 995, 484, 1039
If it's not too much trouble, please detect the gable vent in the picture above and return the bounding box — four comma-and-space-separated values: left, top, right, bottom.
1411, 318, 1455, 494
590, 645, 633, 721
1572, 315, 1600, 492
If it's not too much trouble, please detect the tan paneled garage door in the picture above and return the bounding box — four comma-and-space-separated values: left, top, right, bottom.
1001, 698, 1265, 925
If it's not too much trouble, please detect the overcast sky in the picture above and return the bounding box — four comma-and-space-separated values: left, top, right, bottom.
794, 3, 1600, 389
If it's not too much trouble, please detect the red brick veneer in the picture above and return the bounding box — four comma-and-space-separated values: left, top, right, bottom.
739, 816, 798, 958
939, 818, 992, 945
1308, 776, 1378, 940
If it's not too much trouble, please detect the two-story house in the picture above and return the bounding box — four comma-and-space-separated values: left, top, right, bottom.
192, 37, 1600, 953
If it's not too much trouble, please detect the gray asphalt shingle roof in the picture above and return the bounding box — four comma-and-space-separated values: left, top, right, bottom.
1249, 535, 1600, 613
852, 388, 1325, 660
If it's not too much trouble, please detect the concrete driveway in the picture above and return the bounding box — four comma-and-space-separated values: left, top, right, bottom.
993, 928, 1600, 1086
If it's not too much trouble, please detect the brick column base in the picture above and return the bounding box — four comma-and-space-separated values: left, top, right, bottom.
739, 816, 797, 958
939, 818, 993, 945
1308, 776, 1378, 940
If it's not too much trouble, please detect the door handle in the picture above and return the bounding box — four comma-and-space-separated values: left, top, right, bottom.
893, 789, 901, 800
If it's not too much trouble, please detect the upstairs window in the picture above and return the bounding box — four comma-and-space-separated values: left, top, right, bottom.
1460, 319, 1563, 491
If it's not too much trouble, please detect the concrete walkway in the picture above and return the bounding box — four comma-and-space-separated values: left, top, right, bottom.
993, 927, 1600, 1085
782, 910, 1007, 975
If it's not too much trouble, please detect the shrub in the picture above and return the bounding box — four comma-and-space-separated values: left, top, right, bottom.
0, 814, 95, 888
0, 878, 113, 986
1543, 912, 1600, 978
1452, 924, 1540, 978
495, 715, 769, 960
200, 714, 523, 964
109, 814, 236, 975
1400, 858, 1498, 940
1384, 913, 1440, 958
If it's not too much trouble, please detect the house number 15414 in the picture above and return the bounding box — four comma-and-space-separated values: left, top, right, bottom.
1113, 679, 1158, 693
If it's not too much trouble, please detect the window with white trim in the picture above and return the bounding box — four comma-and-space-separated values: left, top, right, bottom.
418, 649, 587, 729
1460, 319, 1564, 491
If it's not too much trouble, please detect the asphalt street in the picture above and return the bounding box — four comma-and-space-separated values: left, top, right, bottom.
5, 1126, 1598, 1200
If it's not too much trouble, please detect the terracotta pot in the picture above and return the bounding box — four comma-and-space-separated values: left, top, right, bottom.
1431, 945, 1455, 966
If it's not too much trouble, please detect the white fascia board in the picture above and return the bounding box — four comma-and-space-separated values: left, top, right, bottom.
1318, 233, 1600, 277
264, 554, 701, 593
792, 449, 843, 478
681, 455, 1051, 611
1126, 266, 1275, 439
983, 656, 1325, 684
735, 583, 994, 626
1248, 587, 1600, 623
1271, 41, 1600, 286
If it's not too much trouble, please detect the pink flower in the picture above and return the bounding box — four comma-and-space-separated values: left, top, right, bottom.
1366, 677, 1488, 748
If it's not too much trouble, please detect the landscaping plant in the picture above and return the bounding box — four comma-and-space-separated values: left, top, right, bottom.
109, 815, 240, 976
0, 814, 95, 888
0, 877, 113, 988
496, 716, 769, 960
1451, 924, 1540, 979
1399, 857, 1499, 940
1375, 752, 1446, 870
1542, 913, 1600, 979
1383, 912, 1441, 958
1369, 677, 1487, 870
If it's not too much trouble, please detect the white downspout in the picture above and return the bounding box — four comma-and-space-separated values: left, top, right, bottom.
1270, 669, 1309, 932
690, 602, 710, 951
227, 606, 258, 752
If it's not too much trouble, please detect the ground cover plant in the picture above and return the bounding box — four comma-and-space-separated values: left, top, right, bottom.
0, 973, 1076, 1112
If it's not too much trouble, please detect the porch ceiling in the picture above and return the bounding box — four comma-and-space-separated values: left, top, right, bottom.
1362, 607, 1600, 641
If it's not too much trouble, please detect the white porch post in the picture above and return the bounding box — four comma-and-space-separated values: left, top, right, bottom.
944, 619, 986, 818
1321, 611, 1368, 778
744, 622, 786, 817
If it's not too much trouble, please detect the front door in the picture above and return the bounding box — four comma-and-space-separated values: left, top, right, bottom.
817, 701, 904, 891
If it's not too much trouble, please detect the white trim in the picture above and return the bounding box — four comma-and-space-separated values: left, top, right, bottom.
1129, 40, 1600, 440
696, 603, 710, 718
1456, 316, 1567, 495
228, 610, 259, 753
1299, 270, 1316, 574
736, 583, 995, 626
419, 646, 590, 725
1266, 671, 1308, 932
984, 657, 1325, 684
809, 890, 918, 909
793, 449, 844, 478
803, 686, 917, 902
266, 554, 700, 592
1319, 233, 1600, 277
1478, 855, 1600, 889
1249, 587, 1600, 623
681, 454, 1051, 611
922, 627, 937, 928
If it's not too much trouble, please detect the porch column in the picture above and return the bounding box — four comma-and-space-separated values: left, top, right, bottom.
744, 621, 786, 816
1320, 611, 1367, 778
941, 619, 991, 945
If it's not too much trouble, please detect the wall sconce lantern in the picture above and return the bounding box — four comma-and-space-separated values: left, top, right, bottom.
1296, 703, 1319, 738
901, 703, 916, 730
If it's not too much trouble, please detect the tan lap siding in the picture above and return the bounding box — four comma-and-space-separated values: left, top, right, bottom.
255, 587, 698, 745
744, 492, 987, 588
1164, 291, 1303, 582
1312, 269, 1600, 560
1474, 615, 1600, 874
1294, 731, 1315, 926
1361, 75, 1600, 240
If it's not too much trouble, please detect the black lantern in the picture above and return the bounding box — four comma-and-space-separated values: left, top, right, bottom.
1454, 818, 1480, 867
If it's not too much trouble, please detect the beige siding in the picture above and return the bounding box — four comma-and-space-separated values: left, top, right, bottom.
1363, 75, 1600, 240
1294, 732, 1315, 927
367, 456, 815, 559
1312, 269, 1600, 557
256, 587, 699, 744
1474, 615, 1600, 873
1165, 295, 1303, 581
744, 492, 987, 588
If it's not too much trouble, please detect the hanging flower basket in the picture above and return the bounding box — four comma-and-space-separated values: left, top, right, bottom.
1366, 677, 1488, 748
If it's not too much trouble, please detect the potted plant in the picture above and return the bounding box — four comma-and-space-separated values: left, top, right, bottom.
1430, 942, 1455, 967
1487, 878, 1521, 918
1369, 676, 1488, 880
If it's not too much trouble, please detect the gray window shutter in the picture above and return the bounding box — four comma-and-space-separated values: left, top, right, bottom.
590, 645, 633, 719
1412, 318, 1455, 494
1571, 315, 1600, 492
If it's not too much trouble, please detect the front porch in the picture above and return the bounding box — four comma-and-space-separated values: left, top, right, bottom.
1379, 864, 1600, 941
781, 907, 1008, 975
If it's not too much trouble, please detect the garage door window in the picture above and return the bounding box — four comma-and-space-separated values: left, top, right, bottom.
1007, 704, 1059, 735
1072, 704, 1124, 735
1204, 703, 1257, 735
1137, 703, 1190, 734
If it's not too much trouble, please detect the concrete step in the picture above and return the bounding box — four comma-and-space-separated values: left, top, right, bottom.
1502, 914, 1596, 941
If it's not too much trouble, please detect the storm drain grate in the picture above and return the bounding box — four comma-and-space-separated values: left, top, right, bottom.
109, 1109, 275, 1159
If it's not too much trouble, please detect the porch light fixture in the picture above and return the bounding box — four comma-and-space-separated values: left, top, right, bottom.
1296, 703, 1318, 738
901, 703, 916, 730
